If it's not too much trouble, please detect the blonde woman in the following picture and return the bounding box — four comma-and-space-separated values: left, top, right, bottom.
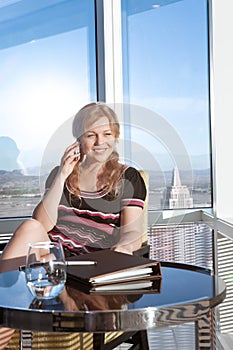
0, 102, 147, 348
0, 102, 146, 269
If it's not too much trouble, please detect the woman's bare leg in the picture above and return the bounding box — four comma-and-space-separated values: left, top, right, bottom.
0, 218, 49, 273
0, 219, 49, 349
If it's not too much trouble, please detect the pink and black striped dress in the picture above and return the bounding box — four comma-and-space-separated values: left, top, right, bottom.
46, 166, 146, 257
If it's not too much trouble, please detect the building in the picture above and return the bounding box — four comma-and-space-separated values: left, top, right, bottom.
163, 166, 193, 209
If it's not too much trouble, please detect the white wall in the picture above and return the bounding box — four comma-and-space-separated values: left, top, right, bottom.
212, 0, 233, 220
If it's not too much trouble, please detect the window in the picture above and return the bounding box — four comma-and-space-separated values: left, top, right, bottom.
0, 0, 96, 218
0, 0, 212, 220
121, 0, 211, 211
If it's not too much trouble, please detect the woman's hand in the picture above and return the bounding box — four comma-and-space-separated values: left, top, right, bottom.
59, 287, 79, 311
111, 245, 133, 255
33, 141, 81, 231
58, 140, 81, 180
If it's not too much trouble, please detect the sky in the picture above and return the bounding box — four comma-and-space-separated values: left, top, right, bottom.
0, 0, 211, 174
123, 0, 210, 164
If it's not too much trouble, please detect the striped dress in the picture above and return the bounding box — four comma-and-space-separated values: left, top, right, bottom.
47, 166, 146, 256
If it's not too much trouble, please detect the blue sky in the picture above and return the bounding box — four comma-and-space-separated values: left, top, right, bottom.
124, 0, 210, 161
0, 0, 211, 173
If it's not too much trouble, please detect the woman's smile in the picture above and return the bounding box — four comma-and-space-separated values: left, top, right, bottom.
93, 146, 108, 153
81, 116, 116, 161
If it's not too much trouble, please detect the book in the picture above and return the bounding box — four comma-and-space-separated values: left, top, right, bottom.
87, 279, 162, 294
66, 249, 161, 293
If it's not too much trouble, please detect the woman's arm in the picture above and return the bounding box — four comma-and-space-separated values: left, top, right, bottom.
33, 141, 80, 232
112, 167, 147, 255
32, 171, 67, 232
112, 206, 143, 255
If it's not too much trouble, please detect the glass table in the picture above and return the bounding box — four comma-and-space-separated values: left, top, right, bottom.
0, 262, 226, 350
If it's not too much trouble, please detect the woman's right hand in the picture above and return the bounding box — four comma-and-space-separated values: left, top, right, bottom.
32, 141, 81, 230
58, 140, 81, 180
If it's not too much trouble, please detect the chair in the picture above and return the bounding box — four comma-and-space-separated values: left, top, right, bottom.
6, 170, 149, 350
136, 170, 149, 257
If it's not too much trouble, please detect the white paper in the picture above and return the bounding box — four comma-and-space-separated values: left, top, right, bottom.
93, 280, 153, 291
90, 267, 153, 284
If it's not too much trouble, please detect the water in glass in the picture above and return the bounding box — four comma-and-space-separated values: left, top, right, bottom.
25, 241, 66, 299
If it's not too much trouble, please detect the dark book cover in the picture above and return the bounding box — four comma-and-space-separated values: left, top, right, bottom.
66, 250, 162, 293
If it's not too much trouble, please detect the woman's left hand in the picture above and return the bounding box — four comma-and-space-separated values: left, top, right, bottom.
111, 245, 133, 255
59, 287, 79, 311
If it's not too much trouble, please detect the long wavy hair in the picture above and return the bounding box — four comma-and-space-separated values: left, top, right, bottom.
67, 102, 125, 199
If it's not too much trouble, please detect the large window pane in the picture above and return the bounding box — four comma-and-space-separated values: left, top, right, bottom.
121, 0, 211, 211
0, 0, 96, 218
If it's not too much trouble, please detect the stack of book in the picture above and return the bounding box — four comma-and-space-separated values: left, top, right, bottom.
66, 250, 162, 294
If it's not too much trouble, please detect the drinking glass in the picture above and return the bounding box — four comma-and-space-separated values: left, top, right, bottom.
25, 241, 67, 299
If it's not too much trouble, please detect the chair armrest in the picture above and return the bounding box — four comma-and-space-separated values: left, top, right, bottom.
133, 244, 150, 258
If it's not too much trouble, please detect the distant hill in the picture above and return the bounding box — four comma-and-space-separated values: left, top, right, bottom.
0, 169, 40, 195
0, 168, 212, 212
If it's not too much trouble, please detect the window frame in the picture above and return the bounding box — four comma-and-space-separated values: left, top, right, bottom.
106, 0, 214, 220
0, 0, 215, 232
0, 0, 100, 232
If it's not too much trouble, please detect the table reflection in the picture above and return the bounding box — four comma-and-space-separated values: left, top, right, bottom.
30, 286, 143, 312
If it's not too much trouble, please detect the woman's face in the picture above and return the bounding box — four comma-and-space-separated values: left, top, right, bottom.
81, 116, 116, 163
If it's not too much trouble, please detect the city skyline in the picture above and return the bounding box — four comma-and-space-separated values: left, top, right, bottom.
0, 164, 211, 218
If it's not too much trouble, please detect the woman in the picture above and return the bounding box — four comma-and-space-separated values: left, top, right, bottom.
0, 102, 147, 349
0, 102, 146, 269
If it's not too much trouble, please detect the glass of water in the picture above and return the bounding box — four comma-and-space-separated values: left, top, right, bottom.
25, 241, 67, 300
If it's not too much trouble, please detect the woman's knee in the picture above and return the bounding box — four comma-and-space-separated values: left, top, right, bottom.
0, 219, 49, 272
14, 219, 48, 241
18, 218, 45, 231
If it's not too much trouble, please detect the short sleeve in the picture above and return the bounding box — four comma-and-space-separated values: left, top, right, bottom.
121, 167, 147, 209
